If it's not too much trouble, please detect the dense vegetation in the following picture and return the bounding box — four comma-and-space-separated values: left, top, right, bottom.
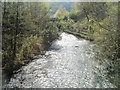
2, 2, 59, 75
65, 2, 119, 87
2, 2, 119, 88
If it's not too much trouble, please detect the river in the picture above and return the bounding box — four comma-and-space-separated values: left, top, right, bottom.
3, 32, 114, 88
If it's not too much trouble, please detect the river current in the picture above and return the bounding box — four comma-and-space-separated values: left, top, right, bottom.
3, 32, 114, 88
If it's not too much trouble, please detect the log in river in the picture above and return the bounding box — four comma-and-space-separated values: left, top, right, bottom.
3, 33, 115, 88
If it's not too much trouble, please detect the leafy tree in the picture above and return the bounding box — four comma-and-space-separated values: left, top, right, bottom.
2, 2, 59, 74
70, 2, 119, 87
54, 7, 69, 19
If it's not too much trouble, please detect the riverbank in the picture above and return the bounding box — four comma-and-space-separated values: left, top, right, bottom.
3, 33, 115, 88
64, 30, 94, 41
3, 32, 60, 78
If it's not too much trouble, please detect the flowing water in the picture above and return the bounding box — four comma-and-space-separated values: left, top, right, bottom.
3, 33, 114, 88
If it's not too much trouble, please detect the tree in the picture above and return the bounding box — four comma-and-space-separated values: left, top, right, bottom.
2, 2, 59, 75
54, 7, 69, 19
70, 2, 119, 87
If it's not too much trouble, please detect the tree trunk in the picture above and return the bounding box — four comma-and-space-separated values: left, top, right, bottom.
13, 2, 19, 61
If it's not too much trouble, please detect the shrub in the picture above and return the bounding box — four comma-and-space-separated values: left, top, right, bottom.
16, 35, 43, 61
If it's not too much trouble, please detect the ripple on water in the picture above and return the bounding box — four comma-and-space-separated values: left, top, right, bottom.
5, 33, 115, 88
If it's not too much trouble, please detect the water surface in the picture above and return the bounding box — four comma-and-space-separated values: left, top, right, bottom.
4, 33, 114, 88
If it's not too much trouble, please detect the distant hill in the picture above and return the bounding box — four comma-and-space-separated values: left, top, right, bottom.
48, 2, 73, 15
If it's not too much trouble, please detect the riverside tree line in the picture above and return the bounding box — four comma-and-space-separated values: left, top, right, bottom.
2, 2, 120, 88
67, 2, 119, 87
51, 2, 119, 87
2, 2, 59, 75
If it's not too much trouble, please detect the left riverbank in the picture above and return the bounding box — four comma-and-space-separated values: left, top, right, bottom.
3, 31, 60, 78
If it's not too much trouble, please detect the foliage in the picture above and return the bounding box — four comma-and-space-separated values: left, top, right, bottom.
70, 2, 119, 87
16, 35, 43, 61
54, 7, 69, 19
42, 22, 59, 49
2, 2, 119, 87
2, 2, 59, 74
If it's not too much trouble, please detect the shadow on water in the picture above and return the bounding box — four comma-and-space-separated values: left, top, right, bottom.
2, 32, 115, 88
48, 35, 63, 51
49, 44, 63, 51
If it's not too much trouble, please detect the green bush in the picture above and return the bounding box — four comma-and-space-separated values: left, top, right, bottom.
42, 29, 59, 49
17, 35, 43, 61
